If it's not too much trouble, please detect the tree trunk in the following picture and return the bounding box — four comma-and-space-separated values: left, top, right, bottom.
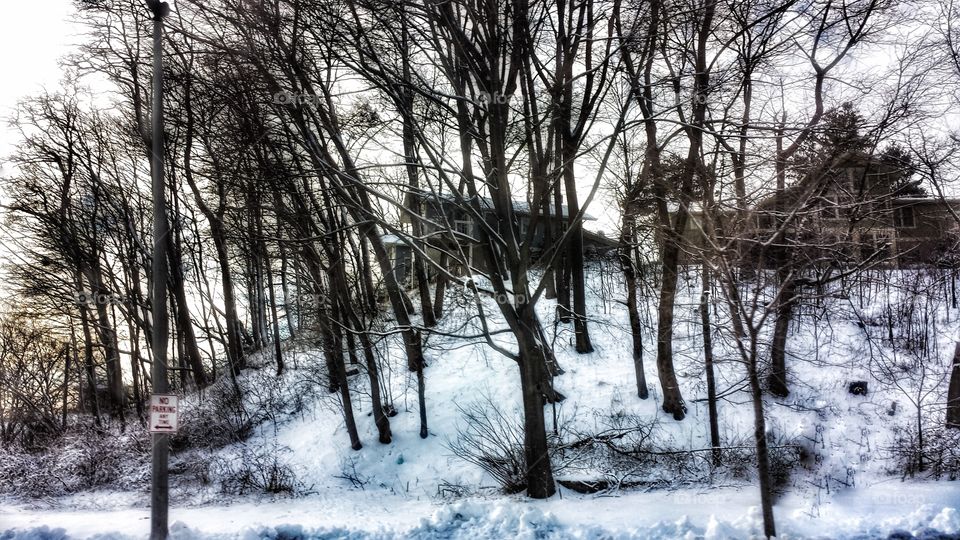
89, 267, 125, 421
62, 344, 70, 429
947, 341, 960, 429
211, 222, 246, 375
129, 316, 145, 422
558, 99, 592, 352
325, 295, 362, 451
247, 254, 264, 351
265, 194, 285, 375
655, 0, 715, 422
516, 313, 557, 499
564, 181, 594, 352
330, 238, 392, 444
655, 213, 688, 420
361, 227, 427, 377
278, 238, 296, 337
700, 265, 721, 465
398, 5, 436, 329
76, 281, 102, 427
553, 182, 571, 322
267, 250, 284, 376
619, 202, 648, 399
433, 252, 449, 322
359, 235, 378, 312
768, 268, 794, 397
355, 316, 391, 443
748, 339, 777, 538
166, 226, 208, 388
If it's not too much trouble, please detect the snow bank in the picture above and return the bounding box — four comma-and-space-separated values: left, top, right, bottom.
4, 483, 960, 539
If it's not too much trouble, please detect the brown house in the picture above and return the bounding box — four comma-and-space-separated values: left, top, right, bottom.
383, 190, 617, 284
676, 154, 960, 268
884, 198, 960, 266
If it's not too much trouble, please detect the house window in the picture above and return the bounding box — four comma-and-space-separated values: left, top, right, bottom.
452, 244, 473, 277
758, 213, 774, 230
894, 206, 916, 228
824, 193, 842, 219
519, 218, 529, 237
863, 233, 891, 262
454, 218, 472, 236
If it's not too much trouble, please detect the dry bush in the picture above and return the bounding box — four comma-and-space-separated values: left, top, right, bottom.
887, 424, 960, 480
446, 397, 528, 494
0, 430, 144, 497
212, 443, 302, 495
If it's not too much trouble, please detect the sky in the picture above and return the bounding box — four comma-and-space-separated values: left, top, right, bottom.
0, 2, 954, 225
0, 0, 77, 174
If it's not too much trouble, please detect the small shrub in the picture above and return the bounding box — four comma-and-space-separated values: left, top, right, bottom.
172, 380, 255, 451
335, 454, 371, 490
723, 432, 802, 490
0, 450, 65, 497
446, 397, 527, 494
435, 480, 473, 499
59, 433, 127, 489
766, 433, 803, 490
213, 443, 302, 495
173, 450, 215, 486
887, 425, 960, 479
0, 429, 142, 497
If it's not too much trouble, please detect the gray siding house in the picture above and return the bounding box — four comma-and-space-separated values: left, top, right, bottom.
383, 190, 617, 284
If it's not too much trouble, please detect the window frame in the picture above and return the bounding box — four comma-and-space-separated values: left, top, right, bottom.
893, 206, 916, 229
453, 218, 473, 236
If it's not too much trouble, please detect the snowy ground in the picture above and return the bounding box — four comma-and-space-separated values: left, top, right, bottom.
3, 482, 960, 539
4, 265, 960, 538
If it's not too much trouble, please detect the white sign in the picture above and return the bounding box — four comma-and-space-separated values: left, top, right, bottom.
149, 394, 180, 434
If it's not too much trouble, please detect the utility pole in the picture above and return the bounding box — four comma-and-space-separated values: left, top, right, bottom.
147, 1, 171, 539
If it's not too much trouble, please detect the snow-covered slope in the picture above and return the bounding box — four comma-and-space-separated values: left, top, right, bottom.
3, 265, 960, 539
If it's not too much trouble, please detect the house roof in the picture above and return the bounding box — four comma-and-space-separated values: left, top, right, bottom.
381, 234, 404, 246
893, 197, 960, 206
409, 188, 598, 221
506, 199, 598, 221
583, 229, 619, 249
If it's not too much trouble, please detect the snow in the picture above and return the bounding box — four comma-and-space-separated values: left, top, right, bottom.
3, 483, 960, 538
4, 266, 960, 538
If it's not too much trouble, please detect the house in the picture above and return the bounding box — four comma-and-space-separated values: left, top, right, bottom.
674, 154, 960, 268
383, 190, 618, 284
886, 198, 960, 266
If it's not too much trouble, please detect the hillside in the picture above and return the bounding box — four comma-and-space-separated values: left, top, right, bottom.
3, 265, 960, 538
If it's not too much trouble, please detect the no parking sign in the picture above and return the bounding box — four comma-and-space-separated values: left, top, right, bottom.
149, 394, 179, 434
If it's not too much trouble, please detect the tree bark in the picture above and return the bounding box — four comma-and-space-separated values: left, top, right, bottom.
656, 216, 688, 420
557, 76, 592, 352
278, 236, 296, 337
88, 266, 125, 421
947, 341, 960, 429
166, 222, 208, 388
75, 274, 102, 427
748, 338, 777, 538
210, 222, 246, 376
62, 344, 70, 429
399, 7, 437, 329
700, 265, 721, 465
517, 309, 557, 498
619, 202, 648, 399
768, 267, 794, 397
266, 248, 284, 376
325, 291, 362, 451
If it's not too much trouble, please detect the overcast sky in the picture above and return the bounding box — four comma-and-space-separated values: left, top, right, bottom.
0, 0, 76, 174
0, 2, 953, 191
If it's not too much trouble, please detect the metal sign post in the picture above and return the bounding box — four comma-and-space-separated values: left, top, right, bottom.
147, 1, 171, 539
